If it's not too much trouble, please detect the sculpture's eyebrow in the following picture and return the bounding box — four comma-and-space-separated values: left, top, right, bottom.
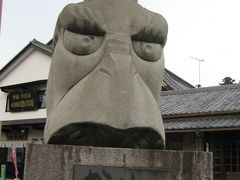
53, 3, 105, 48
132, 11, 168, 46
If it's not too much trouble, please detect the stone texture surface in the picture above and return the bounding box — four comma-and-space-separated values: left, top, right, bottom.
44, 0, 168, 148
24, 144, 213, 180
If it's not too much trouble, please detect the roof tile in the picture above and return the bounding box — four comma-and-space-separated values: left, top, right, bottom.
164, 115, 240, 130
160, 84, 240, 116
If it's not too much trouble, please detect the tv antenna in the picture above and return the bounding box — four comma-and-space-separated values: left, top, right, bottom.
189, 57, 205, 88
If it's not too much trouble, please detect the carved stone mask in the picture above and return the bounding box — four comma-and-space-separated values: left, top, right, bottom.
44, 0, 168, 149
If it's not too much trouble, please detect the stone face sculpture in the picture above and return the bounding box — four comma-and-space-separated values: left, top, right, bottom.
44, 0, 168, 149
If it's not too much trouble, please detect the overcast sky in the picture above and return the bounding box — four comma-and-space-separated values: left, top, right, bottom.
0, 0, 239, 87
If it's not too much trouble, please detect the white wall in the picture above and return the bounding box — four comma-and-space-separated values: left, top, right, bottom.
0, 50, 50, 122
0, 51, 51, 87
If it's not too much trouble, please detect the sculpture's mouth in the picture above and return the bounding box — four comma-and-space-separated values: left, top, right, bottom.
48, 122, 164, 149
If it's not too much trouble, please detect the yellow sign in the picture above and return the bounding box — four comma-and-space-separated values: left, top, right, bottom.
9, 91, 37, 112
11, 99, 35, 108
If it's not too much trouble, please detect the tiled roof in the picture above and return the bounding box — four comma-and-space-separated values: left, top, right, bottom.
164, 69, 194, 90
164, 115, 240, 131
160, 84, 240, 116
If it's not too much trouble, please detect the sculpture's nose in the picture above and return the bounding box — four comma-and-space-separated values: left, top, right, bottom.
100, 38, 136, 79
106, 38, 131, 55
96, 38, 137, 121
99, 38, 136, 96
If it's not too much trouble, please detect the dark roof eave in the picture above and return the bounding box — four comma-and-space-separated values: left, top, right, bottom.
165, 127, 240, 133
162, 111, 240, 119
2, 118, 46, 126
0, 80, 48, 92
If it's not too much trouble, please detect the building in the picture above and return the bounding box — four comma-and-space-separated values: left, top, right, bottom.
161, 85, 240, 180
0, 40, 51, 179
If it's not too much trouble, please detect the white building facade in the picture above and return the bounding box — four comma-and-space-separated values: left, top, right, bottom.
0, 40, 51, 148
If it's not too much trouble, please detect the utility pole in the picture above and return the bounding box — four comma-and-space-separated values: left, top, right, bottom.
189, 57, 205, 88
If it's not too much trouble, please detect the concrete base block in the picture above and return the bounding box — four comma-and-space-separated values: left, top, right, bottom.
24, 144, 213, 180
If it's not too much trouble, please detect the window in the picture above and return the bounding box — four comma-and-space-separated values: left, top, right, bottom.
225, 143, 240, 172
37, 90, 46, 109
6, 148, 25, 163
5, 129, 27, 141
213, 144, 223, 180
165, 133, 183, 150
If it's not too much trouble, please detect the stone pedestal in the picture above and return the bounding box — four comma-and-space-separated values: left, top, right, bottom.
24, 144, 213, 180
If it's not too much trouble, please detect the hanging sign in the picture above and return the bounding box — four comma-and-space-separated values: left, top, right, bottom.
9, 91, 38, 112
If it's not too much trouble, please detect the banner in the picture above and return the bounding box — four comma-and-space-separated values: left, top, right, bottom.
12, 147, 19, 178
0, 0, 2, 32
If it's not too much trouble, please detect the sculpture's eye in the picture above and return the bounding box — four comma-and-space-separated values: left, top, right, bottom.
63, 30, 103, 55
132, 41, 162, 62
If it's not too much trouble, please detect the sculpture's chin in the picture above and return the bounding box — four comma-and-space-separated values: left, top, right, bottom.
47, 123, 164, 149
